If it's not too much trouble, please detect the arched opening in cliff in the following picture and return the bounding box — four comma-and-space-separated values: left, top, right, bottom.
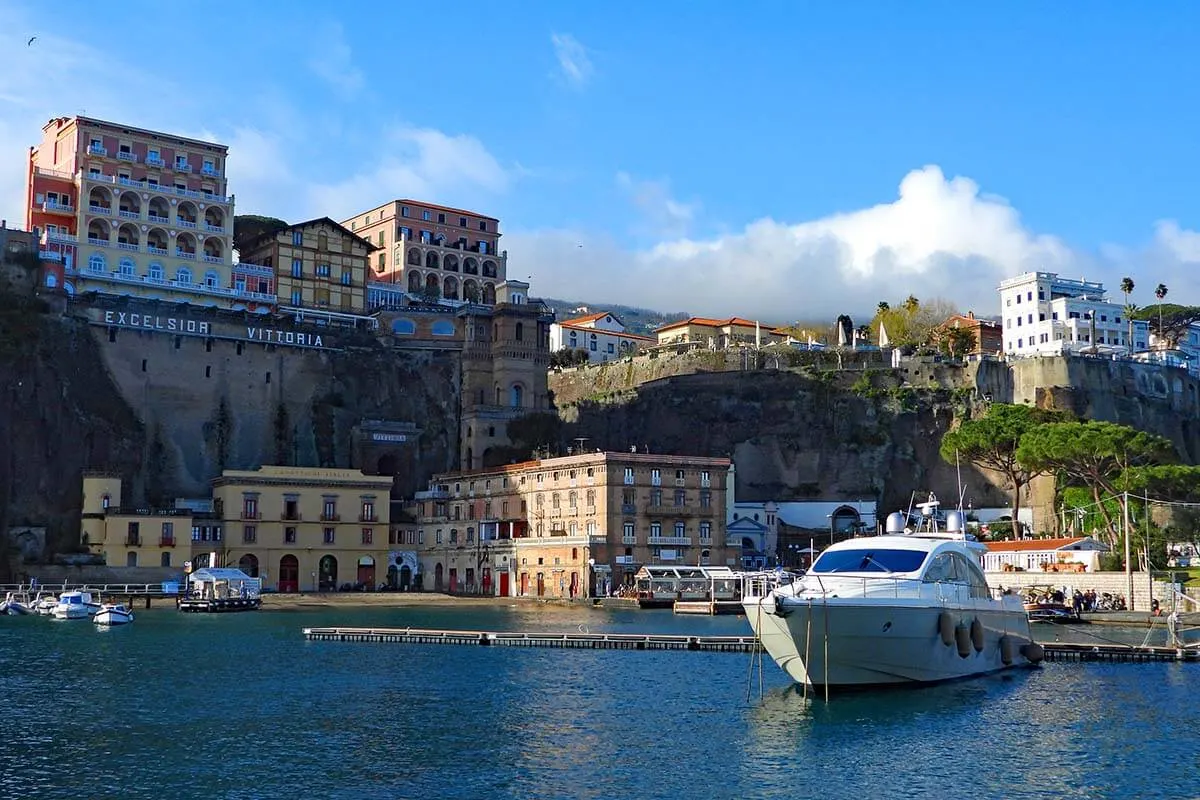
376, 453, 398, 476
830, 506, 863, 537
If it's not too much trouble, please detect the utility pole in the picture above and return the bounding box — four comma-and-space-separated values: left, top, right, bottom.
1123, 491, 1133, 611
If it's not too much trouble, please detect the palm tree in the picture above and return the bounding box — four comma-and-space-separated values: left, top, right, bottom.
1155, 283, 1168, 346
902, 295, 920, 314
877, 301, 890, 314
1119, 276, 1135, 351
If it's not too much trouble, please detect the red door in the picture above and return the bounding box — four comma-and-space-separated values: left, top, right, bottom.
278, 555, 299, 593
499, 571, 509, 597
520, 572, 529, 596
357, 563, 375, 587
536, 572, 545, 597
449, 568, 457, 593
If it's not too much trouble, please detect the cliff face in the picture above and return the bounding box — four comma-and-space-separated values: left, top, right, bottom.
557, 369, 1008, 512
0, 299, 463, 564
0, 311, 144, 556
552, 355, 1200, 520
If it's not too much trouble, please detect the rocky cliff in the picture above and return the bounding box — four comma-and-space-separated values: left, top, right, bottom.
551, 352, 1200, 523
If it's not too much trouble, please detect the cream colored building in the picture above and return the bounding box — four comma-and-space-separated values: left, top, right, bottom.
238, 217, 375, 315
342, 199, 506, 304
81, 474, 194, 569
212, 466, 395, 592
25, 116, 274, 310
409, 451, 735, 598
655, 316, 786, 348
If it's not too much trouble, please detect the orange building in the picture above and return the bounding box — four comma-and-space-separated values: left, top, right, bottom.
343, 200, 506, 306
24, 116, 273, 310
655, 316, 786, 348
940, 312, 1003, 356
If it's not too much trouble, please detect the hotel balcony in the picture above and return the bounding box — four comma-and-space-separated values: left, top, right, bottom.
205, 223, 226, 234
43, 230, 78, 244
620, 503, 637, 515
321, 513, 341, 522
648, 536, 692, 546
233, 262, 273, 277
359, 514, 379, 523
588, 534, 607, 545
66, 265, 278, 304
202, 254, 223, 264
146, 155, 165, 167
116, 151, 137, 163
41, 200, 74, 216
116, 241, 139, 252
159, 537, 176, 547
241, 511, 261, 520
176, 250, 196, 260
125, 535, 141, 546
81, 171, 231, 204
621, 535, 637, 545
88, 204, 111, 216
201, 165, 221, 177
88, 144, 107, 157
175, 163, 193, 173
147, 246, 169, 256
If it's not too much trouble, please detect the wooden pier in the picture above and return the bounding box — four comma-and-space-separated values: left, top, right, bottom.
301, 627, 1200, 662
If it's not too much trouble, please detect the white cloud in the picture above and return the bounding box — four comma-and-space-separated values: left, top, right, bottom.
551, 33, 594, 88
616, 172, 697, 238
307, 22, 364, 99
510, 165, 1200, 324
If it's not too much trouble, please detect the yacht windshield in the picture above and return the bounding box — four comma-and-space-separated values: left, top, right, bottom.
810, 549, 928, 574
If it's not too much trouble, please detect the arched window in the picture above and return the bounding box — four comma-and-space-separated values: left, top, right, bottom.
510, 384, 523, 408
45, 272, 57, 288
515, 322, 523, 341
148, 262, 164, 281
391, 318, 416, 335
568, 491, 577, 508
88, 253, 106, 273
431, 320, 455, 336
118, 257, 135, 276
586, 490, 595, 506
204, 269, 220, 288
176, 267, 193, 284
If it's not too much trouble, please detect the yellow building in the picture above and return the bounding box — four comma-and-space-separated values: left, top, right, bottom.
25, 116, 274, 311
238, 217, 376, 315
655, 316, 786, 348
409, 451, 735, 598
81, 474, 194, 568
212, 466, 394, 592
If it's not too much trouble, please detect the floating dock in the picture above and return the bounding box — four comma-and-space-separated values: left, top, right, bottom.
302, 627, 1200, 662
673, 600, 745, 616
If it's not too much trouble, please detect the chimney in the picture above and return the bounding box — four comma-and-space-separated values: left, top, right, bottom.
968, 311, 975, 320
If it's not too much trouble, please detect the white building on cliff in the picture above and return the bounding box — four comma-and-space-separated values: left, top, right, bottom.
999, 272, 1149, 357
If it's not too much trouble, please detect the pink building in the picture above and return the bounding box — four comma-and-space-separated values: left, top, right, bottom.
23, 116, 273, 309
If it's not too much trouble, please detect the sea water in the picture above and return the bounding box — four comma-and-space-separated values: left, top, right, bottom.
0, 605, 1195, 799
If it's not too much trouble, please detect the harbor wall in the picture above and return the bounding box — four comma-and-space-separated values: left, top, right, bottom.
984, 570, 1175, 612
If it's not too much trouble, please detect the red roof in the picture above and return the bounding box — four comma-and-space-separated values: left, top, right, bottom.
656, 316, 779, 333
984, 537, 1086, 552
561, 311, 614, 326
557, 321, 655, 341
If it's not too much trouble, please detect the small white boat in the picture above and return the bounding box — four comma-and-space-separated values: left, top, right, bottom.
1, 592, 32, 615
93, 604, 134, 626
51, 591, 101, 620
30, 593, 58, 616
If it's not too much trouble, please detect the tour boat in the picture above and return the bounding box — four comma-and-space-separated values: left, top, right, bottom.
743, 495, 1044, 691
51, 591, 101, 620
93, 603, 135, 626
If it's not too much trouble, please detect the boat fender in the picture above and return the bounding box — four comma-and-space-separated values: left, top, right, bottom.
999, 635, 1017, 665
955, 623, 972, 658
970, 618, 985, 653
773, 596, 793, 618
1020, 642, 1045, 664
938, 611, 955, 646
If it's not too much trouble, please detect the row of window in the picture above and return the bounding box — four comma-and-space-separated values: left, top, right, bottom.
357, 208, 489, 231
1009, 333, 1146, 349
240, 526, 375, 545
289, 258, 354, 283
88, 137, 220, 174
241, 497, 377, 521
86, 253, 223, 288
1007, 311, 1125, 329
431, 467, 715, 498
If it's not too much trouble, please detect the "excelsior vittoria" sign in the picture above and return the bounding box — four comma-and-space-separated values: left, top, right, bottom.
93, 307, 332, 349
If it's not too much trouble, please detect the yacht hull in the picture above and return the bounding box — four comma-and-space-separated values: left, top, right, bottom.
744, 597, 1037, 688
93, 607, 134, 626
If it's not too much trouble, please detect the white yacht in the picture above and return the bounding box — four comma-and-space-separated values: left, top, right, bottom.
93, 604, 134, 626
51, 591, 101, 620
743, 495, 1044, 690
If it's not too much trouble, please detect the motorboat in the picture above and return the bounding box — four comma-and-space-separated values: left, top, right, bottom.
743, 494, 1044, 691
30, 593, 59, 616
93, 603, 134, 626
1023, 589, 1083, 624
51, 591, 101, 620
1, 592, 33, 615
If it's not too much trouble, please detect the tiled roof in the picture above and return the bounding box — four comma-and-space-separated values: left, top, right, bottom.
558, 321, 654, 341
984, 537, 1086, 552
656, 316, 779, 332
562, 312, 613, 325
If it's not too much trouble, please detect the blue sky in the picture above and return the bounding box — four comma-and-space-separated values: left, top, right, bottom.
3, 1, 1200, 322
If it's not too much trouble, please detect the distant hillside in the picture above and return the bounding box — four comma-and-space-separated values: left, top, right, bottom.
540, 298, 689, 336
